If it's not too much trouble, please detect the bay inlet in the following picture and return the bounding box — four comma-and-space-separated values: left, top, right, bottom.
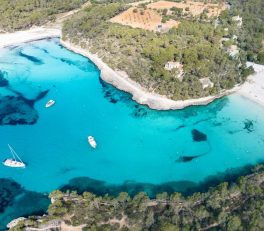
1, 38, 264, 229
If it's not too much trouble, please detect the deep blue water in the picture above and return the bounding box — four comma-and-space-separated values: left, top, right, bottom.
0, 38, 264, 229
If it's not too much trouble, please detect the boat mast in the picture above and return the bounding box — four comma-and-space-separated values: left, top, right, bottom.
8, 144, 24, 164
8, 144, 16, 161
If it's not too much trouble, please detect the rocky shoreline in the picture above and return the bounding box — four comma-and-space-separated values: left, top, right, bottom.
60, 39, 240, 110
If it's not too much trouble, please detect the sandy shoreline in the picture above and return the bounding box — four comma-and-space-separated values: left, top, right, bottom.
0, 27, 61, 48
238, 62, 264, 107
0, 28, 263, 110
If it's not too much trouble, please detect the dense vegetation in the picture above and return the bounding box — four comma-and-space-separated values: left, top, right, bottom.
62, 2, 250, 100
228, 0, 264, 64
0, 0, 88, 32
91, 0, 140, 3
12, 165, 264, 231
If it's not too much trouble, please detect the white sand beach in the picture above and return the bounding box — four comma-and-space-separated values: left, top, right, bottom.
0, 26, 263, 110
0, 27, 61, 48
238, 62, 264, 107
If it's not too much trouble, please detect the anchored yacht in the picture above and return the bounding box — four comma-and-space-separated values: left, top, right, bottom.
45, 99, 55, 108
88, 136, 97, 149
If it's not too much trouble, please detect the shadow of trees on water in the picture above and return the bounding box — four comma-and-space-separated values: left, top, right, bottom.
60, 161, 263, 198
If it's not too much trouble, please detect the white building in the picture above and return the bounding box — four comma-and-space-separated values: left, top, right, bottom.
199, 77, 214, 89
164, 61, 182, 71
232, 15, 242, 27
227, 45, 239, 57
232, 35, 238, 40
164, 61, 184, 80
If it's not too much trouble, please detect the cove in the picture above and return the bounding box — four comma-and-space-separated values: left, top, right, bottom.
1, 38, 264, 229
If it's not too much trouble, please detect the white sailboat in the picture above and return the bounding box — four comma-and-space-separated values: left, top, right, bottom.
2, 144, 26, 168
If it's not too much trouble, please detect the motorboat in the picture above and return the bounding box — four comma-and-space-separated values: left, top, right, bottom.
45, 99, 55, 108
88, 136, 97, 148
2, 144, 26, 168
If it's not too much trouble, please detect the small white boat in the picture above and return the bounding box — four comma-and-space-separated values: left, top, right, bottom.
88, 136, 97, 148
2, 144, 26, 168
45, 99, 55, 108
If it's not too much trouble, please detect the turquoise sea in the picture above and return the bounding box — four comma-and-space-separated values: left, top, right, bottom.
1, 38, 264, 228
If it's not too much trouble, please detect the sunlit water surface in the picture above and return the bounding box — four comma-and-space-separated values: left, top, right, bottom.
0, 39, 264, 229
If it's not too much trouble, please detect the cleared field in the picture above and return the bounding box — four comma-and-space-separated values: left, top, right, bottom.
163, 19, 180, 30
110, 7, 179, 32
147, 0, 227, 17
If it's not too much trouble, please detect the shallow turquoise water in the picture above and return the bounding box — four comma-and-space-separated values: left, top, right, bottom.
1, 39, 264, 228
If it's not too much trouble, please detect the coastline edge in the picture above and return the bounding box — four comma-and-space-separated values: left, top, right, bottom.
60, 39, 240, 110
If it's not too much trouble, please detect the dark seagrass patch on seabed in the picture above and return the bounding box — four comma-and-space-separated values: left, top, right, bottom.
59, 176, 197, 198
228, 119, 255, 134
193, 117, 213, 125
0, 178, 49, 230
228, 129, 242, 134
0, 179, 22, 213
59, 58, 93, 72
0, 70, 9, 87
175, 145, 211, 163
191, 129, 207, 142
17, 50, 44, 65
174, 124, 185, 131
0, 61, 50, 125
0, 96, 39, 125
59, 162, 260, 198
133, 106, 148, 118
99, 78, 132, 106
100, 77, 149, 118
176, 155, 201, 163
32, 45, 49, 54
243, 119, 254, 133
0, 84, 49, 125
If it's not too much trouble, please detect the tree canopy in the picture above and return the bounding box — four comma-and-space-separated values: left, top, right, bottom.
62, 2, 251, 100
0, 0, 88, 31
222, 0, 264, 64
